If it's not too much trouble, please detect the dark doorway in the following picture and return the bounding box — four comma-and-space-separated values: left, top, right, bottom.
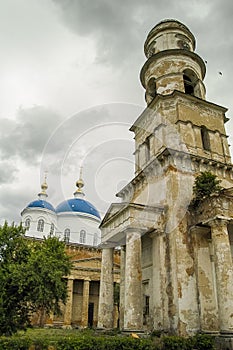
88, 302, 94, 327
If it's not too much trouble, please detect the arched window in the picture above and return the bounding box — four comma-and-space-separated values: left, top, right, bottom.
50, 223, 55, 235
93, 233, 98, 246
37, 219, 44, 232
145, 136, 150, 163
25, 218, 30, 231
80, 230, 86, 244
201, 126, 210, 151
64, 228, 70, 243
183, 69, 198, 96
147, 77, 157, 99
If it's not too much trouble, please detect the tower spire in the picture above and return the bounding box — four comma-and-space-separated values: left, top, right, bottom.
38, 171, 48, 199
74, 167, 85, 198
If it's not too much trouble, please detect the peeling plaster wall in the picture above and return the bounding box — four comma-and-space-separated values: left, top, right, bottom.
192, 229, 219, 332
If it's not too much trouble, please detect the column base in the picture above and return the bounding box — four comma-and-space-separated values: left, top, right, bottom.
62, 325, 73, 329
215, 334, 233, 350
220, 330, 233, 336
122, 329, 144, 335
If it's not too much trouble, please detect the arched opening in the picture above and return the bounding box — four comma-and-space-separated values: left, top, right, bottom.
183, 69, 198, 96
147, 78, 157, 99
145, 136, 150, 163
50, 223, 55, 235
37, 219, 44, 232
25, 218, 30, 231
80, 229, 86, 244
64, 228, 70, 243
201, 125, 210, 151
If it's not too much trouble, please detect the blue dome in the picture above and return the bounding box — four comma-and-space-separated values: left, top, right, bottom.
27, 199, 55, 212
56, 198, 101, 219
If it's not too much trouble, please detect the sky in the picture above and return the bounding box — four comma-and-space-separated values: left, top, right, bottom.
0, 0, 233, 224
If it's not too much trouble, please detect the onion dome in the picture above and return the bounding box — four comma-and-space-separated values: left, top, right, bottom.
56, 198, 100, 219
26, 199, 55, 212
56, 170, 101, 220
24, 174, 55, 212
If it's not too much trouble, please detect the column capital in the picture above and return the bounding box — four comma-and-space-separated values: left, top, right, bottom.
203, 216, 231, 228
67, 275, 75, 280
148, 228, 164, 238
83, 277, 91, 282
125, 227, 145, 235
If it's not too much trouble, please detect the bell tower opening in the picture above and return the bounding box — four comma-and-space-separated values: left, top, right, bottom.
183, 69, 198, 96
146, 77, 157, 104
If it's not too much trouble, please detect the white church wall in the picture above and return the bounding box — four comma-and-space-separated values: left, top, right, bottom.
56, 213, 101, 246
22, 208, 57, 239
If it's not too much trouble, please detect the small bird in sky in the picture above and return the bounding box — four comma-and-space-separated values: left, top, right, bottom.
218, 71, 223, 75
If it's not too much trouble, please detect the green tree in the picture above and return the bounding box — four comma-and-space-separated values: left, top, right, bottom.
0, 222, 72, 335
26, 235, 72, 326
0, 222, 32, 335
192, 171, 222, 206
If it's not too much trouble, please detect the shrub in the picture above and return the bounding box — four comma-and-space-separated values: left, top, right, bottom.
0, 337, 31, 350
192, 171, 222, 207
191, 333, 215, 349
0, 331, 215, 350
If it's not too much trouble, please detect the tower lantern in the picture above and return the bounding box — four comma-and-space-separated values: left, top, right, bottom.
141, 19, 206, 104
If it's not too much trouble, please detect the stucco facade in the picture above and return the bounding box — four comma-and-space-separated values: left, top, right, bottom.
31, 244, 120, 328
98, 19, 233, 347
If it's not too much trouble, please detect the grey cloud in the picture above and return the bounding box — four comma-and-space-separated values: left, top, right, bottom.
0, 106, 63, 164
0, 186, 32, 224
52, 0, 218, 67
0, 161, 18, 185
40, 103, 140, 208
52, 0, 142, 65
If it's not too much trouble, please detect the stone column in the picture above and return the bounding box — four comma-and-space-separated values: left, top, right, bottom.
151, 230, 169, 331
119, 246, 126, 330
124, 229, 143, 331
63, 277, 74, 327
81, 278, 90, 328
210, 218, 233, 333
191, 226, 218, 332
97, 247, 114, 328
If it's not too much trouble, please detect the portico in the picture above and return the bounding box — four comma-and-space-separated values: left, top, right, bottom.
98, 202, 165, 331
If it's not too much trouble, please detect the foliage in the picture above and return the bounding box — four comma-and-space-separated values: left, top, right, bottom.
0, 222, 32, 335
161, 334, 215, 349
161, 336, 188, 349
190, 333, 215, 349
192, 171, 222, 207
0, 222, 72, 335
0, 328, 216, 350
25, 236, 72, 326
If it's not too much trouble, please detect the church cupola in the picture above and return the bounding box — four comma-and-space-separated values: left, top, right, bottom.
38, 173, 48, 200
73, 168, 85, 199
140, 19, 206, 104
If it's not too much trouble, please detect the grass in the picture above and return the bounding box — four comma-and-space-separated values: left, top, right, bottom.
0, 328, 216, 350
8, 327, 96, 340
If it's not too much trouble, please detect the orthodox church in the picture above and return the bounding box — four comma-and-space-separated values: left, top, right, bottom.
21, 174, 120, 327
98, 19, 233, 347
20, 174, 120, 328
21, 173, 101, 246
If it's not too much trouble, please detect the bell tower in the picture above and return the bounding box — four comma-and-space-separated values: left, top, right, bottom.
141, 19, 206, 103
132, 19, 231, 178
98, 19, 233, 344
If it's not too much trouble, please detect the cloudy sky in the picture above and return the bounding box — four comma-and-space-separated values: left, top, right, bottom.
0, 0, 233, 224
